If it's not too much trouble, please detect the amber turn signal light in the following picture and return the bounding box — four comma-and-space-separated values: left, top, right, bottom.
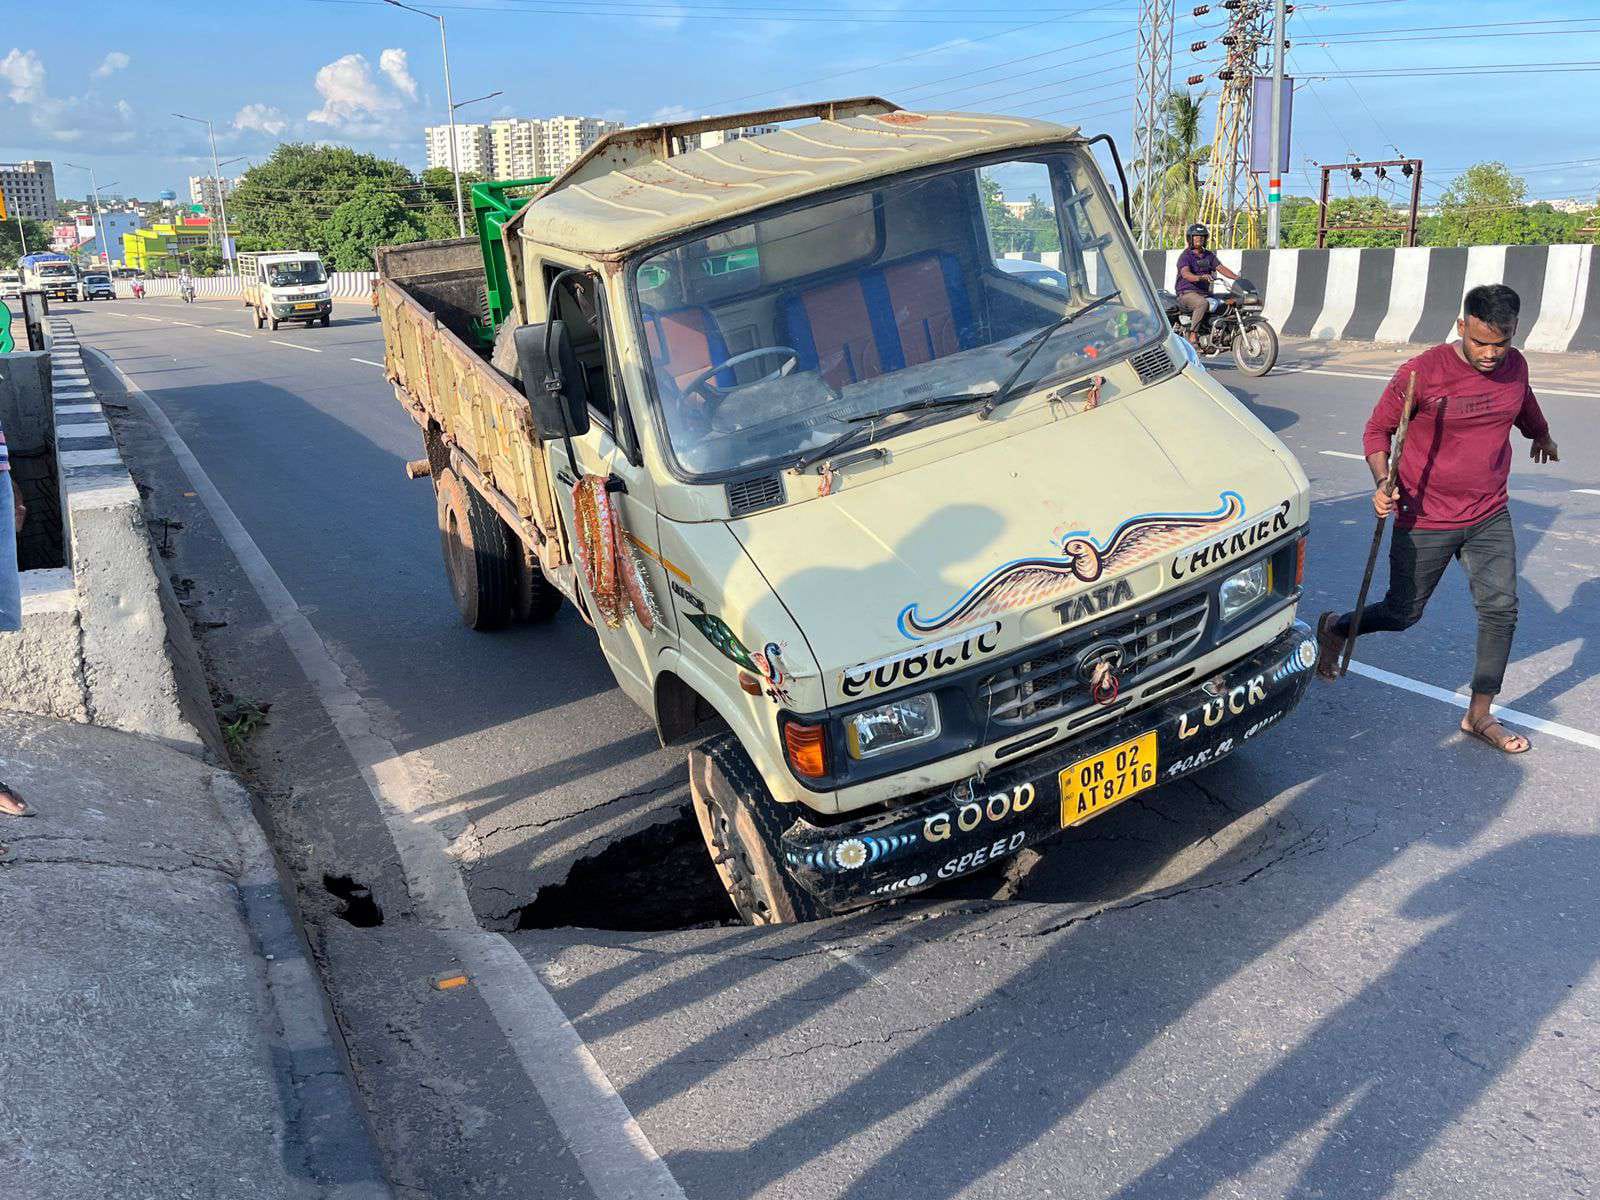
1295, 534, 1307, 585
783, 721, 828, 779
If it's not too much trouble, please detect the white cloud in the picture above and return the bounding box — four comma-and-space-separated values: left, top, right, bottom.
378, 48, 416, 101
234, 102, 289, 137
1, 48, 46, 104
93, 51, 130, 78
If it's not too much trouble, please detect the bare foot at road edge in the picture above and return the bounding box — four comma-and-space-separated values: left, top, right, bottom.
0, 782, 30, 817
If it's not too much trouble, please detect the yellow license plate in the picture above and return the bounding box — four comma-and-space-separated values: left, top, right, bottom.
1060, 731, 1158, 827
294, 302, 316, 310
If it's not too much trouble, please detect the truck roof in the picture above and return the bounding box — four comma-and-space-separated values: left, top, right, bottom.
243, 251, 321, 263
519, 106, 1081, 258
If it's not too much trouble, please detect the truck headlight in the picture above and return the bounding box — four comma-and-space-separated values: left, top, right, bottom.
844, 694, 940, 760
1219, 562, 1270, 622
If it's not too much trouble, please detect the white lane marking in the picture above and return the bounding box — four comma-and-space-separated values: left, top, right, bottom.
271, 339, 321, 353
1346, 661, 1600, 752
1575, 488, 1600, 496
85, 346, 686, 1200
215, 329, 253, 339
170, 320, 201, 328
56, 404, 102, 415
126, 314, 164, 322
350, 357, 385, 368
1319, 450, 1366, 461
1281, 365, 1600, 401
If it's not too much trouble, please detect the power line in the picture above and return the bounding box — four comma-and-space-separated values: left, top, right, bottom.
300, 0, 1133, 23
898, 25, 1138, 97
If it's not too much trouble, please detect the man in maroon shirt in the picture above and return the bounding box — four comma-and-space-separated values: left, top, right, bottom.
1315, 284, 1559, 753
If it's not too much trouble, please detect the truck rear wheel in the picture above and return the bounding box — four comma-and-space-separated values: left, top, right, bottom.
435, 467, 516, 630
253, 308, 264, 329
513, 545, 563, 623
690, 734, 823, 925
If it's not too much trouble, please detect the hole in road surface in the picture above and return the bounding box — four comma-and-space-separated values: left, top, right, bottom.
515, 805, 737, 932
324, 873, 385, 927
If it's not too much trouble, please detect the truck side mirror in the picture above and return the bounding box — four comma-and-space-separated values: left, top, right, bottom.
513, 320, 591, 441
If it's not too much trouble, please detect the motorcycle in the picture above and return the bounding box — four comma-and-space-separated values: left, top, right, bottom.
180, 281, 196, 304
1161, 277, 1279, 377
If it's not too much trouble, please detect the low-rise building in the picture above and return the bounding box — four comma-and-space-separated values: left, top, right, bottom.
121, 217, 215, 273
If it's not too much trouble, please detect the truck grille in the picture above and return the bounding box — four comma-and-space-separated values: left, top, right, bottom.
979, 592, 1209, 726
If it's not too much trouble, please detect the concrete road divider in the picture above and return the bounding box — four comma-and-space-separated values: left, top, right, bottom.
0, 316, 221, 755
1004, 245, 1600, 353
121, 270, 378, 301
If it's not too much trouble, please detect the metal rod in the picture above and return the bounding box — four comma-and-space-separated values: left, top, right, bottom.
1339, 372, 1417, 677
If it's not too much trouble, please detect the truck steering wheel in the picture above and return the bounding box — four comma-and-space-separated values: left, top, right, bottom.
683, 346, 799, 405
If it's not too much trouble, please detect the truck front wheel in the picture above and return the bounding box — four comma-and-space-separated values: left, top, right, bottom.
690, 734, 823, 925
435, 468, 516, 630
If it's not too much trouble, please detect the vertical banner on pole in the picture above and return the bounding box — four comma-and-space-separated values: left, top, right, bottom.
1250, 75, 1293, 176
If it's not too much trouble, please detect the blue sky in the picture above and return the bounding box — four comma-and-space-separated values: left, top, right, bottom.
3, 0, 1598, 209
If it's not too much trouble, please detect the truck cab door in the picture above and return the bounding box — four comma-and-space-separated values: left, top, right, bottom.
541, 270, 670, 710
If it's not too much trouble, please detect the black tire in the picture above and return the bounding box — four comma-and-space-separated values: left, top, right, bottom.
320, 315, 331, 328
512, 544, 563, 623
1233, 316, 1279, 376
435, 467, 516, 630
253, 307, 264, 329
269, 317, 280, 331
689, 734, 823, 925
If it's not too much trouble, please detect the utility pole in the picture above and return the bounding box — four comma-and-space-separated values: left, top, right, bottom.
1314, 159, 1423, 247
1133, 0, 1176, 248
386, 0, 467, 237
174, 112, 235, 273
1266, 0, 1287, 247
1197, 0, 1269, 247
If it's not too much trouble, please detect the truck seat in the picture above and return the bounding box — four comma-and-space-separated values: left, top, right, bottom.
643, 306, 732, 391
784, 252, 976, 390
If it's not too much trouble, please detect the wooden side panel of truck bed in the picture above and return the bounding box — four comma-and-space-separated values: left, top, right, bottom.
375, 273, 562, 558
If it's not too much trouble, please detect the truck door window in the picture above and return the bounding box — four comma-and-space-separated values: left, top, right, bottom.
544, 267, 618, 430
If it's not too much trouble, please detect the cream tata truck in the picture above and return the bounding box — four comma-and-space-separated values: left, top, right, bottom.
375, 99, 1318, 925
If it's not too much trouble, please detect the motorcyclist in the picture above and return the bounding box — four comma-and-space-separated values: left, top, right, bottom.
1175, 224, 1238, 344
178, 268, 195, 301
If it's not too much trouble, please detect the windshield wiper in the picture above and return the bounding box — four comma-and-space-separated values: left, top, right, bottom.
980, 290, 1121, 419
796, 392, 994, 470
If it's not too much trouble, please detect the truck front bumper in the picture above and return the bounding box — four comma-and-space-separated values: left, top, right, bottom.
271, 300, 332, 319
782, 621, 1317, 910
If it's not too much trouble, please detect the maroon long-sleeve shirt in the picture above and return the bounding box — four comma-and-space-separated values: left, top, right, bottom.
1362, 343, 1550, 530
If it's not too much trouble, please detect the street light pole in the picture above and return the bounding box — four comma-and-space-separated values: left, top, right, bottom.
386, 0, 467, 237
174, 112, 235, 273
1266, 0, 1287, 248
64, 162, 115, 272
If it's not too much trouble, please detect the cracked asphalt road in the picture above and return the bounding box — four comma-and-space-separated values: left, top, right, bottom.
64, 298, 1600, 1199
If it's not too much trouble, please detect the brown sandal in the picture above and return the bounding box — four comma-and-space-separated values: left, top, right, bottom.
1314, 611, 1346, 680
0, 782, 30, 818
1461, 713, 1530, 755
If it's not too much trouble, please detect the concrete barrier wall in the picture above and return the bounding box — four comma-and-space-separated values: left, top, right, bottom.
1003, 245, 1600, 353
119, 271, 377, 300
0, 317, 219, 755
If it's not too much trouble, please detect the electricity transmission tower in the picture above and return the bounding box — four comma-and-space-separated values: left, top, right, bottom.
1133, 0, 1176, 248
1196, 0, 1271, 246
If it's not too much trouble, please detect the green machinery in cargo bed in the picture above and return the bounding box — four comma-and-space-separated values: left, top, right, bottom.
470, 175, 552, 349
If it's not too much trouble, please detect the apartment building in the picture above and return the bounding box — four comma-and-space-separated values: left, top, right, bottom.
488, 118, 544, 180
187, 174, 239, 212
424, 123, 493, 177
0, 160, 58, 220
540, 116, 624, 175
696, 123, 780, 150
424, 115, 623, 181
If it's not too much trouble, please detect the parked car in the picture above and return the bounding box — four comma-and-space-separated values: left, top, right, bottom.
79, 272, 116, 302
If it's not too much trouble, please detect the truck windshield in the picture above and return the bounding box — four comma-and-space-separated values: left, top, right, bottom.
39, 265, 73, 276
267, 261, 326, 286
631, 145, 1164, 479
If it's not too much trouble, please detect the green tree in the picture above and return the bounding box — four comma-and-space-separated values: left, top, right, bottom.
323, 183, 426, 271
1431, 162, 1525, 247
418, 166, 487, 241
0, 217, 54, 265
230, 143, 420, 263
1148, 90, 1210, 244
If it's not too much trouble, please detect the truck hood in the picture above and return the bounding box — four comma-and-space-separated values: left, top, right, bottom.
731, 377, 1304, 706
